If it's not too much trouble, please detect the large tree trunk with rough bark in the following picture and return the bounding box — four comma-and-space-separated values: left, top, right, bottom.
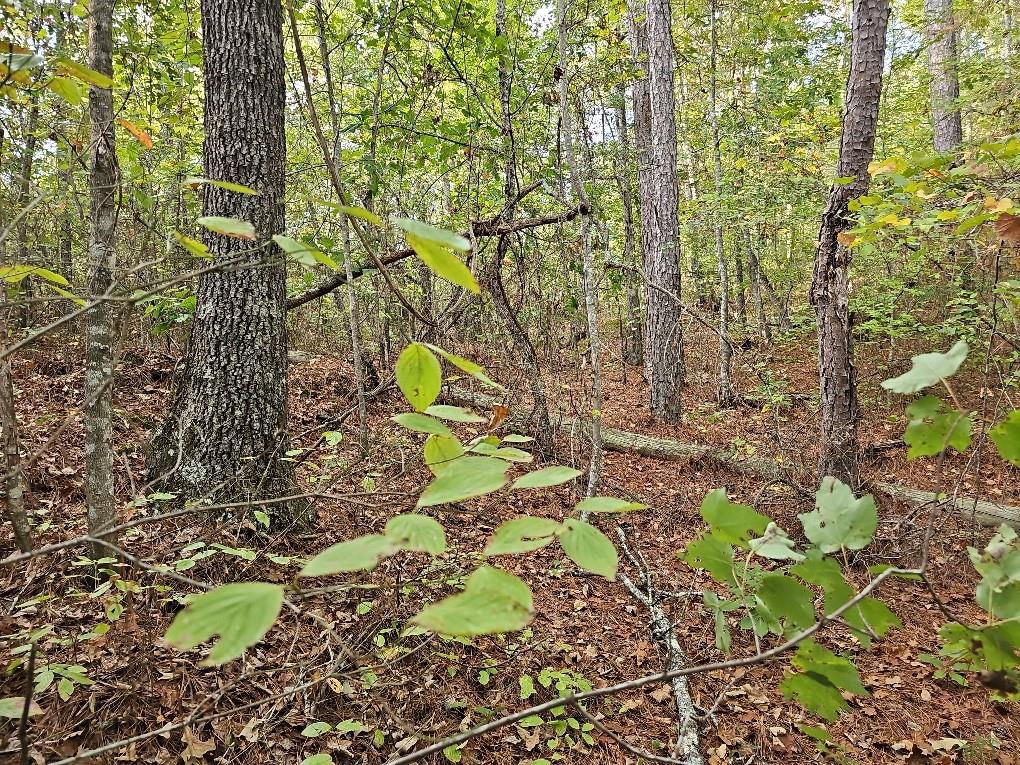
148, 0, 296, 519
811, 0, 890, 488
925, 0, 962, 152
84, 0, 118, 560
632, 0, 684, 421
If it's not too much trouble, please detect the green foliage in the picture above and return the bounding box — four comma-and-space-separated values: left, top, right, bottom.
391, 412, 451, 435
558, 519, 618, 580
799, 478, 878, 553
511, 465, 582, 489
384, 515, 446, 555
396, 343, 442, 412
574, 495, 647, 513
989, 411, 1020, 467
780, 640, 868, 720
423, 434, 465, 475
165, 583, 284, 666
880, 341, 969, 394
757, 574, 816, 631
416, 455, 510, 507
698, 489, 769, 544
485, 517, 563, 554
903, 396, 973, 458
425, 405, 486, 423
414, 565, 533, 636
196, 215, 256, 240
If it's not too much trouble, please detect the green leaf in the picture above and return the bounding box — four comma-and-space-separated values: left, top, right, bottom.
164, 582, 284, 665
799, 478, 877, 553
197, 216, 256, 240
47, 75, 84, 105
685, 534, 736, 585
391, 217, 470, 250
302, 722, 333, 738
757, 574, 817, 631
172, 231, 210, 258
903, 396, 972, 458
485, 516, 563, 555
443, 744, 463, 763
334, 720, 369, 734
989, 410, 1020, 467
880, 341, 968, 393
424, 434, 465, 475
424, 343, 505, 391
385, 514, 446, 555
184, 176, 260, 195
468, 442, 532, 462
559, 519, 617, 579
417, 456, 509, 507
782, 640, 867, 720
414, 565, 534, 636
392, 412, 451, 436
396, 343, 442, 411
0, 697, 41, 718
699, 489, 770, 545
405, 233, 480, 293
54, 56, 113, 88
502, 434, 534, 443
574, 495, 647, 513
300, 755, 333, 765
780, 672, 847, 722
273, 235, 339, 270
424, 405, 485, 423
316, 200, 383, 225
512, 466, 582, 489
299, 534, 398, 576
749, 522, 805, 560
0, 264, 69, 286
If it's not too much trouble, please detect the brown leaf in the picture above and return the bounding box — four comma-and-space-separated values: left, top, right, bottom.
994, 212, 1020, 242
486, 404, 510, 431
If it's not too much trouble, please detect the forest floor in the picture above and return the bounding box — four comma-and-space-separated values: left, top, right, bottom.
2, 327, 1019, 765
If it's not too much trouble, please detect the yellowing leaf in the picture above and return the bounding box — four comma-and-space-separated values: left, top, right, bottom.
117, 118, 152, 149
197, 216, 257, 240
54, 56, 114, 88
836, 231, 858, 247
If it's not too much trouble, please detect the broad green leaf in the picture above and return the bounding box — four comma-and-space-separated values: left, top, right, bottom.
417, 455, 509, 507
172, 231, 210, 258
501, 434, 534, 443
757, 574, 816, 630
424, 434, 465, 475
391, 217, 470, 251
989, 411, 1020, 467
574, 495, 647, 513
512, 466, 582, 489
405, 233, 480, 294
300, 755, 333, 765
880, 341, 968, 393
414, 565, 533, 636
184, 176, 260, 195
782, 640, 867, 720
424, 343, 505, 391
0, 697, 41, 718
799, 478, 877, 553
300, 534, 397, 576
315, 200, 384, 226
425, 404, 485, 423
164, 582, 284, 665
302, 722, 332, 738
780, 672, 847, 722
396, 343, 442, 411
54, 56, 113, 88
699, 489, 770, 545
392, 412, 451, 436
47, 75, 83, 105
749, 522, 804, 560
273, 235, 339, 270
559, 519, 618, 579
685, 534, 736, 585
3, 52, 44, 73
334, 720, 369, 733
197, 216, 256, 240
485, 516, 563, 555
0, 264, 69, 286
468, 442, 532, 462
385, 514, 446, 555
903, 396, 972, 458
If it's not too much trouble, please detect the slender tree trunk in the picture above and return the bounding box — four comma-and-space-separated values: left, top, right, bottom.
749, 226, 771, 344
811, 0, 890, 487
633, 0, 684, 420
735, 239, 747, 329
677, 69, 705, 305
84, 0, 118, 559
711, 0, 734, 405
1, 360, 31, 551
925, 0, 963, 152
148, 0, 296, 517
615, 90, 644, 367
15, 99, 39, 328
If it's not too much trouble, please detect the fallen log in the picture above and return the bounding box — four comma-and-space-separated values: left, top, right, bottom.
446, 385, 1020, 529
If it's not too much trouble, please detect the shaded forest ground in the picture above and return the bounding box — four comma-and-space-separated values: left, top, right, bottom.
2, 326, 1019, 765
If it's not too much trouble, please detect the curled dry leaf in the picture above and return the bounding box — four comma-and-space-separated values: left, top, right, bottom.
994, 212, 1020, 242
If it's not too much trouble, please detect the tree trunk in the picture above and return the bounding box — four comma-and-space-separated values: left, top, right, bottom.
633, 0, 684, 421
1, 360, 31, 551
811, 0, 890, 487
15, 99, 39, 329
924, 0, 962, 152
614, 90, 644, 367
148, 0, 296, 518
84, 0, 118, 560
749, 227, 771, 344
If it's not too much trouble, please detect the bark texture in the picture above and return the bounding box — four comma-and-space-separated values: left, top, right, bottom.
633, 0, 684, 420
811, 0, 890, 487
84, 0, 118, 559
1, 361, 31, 551
148, 0, 295, 514
924, 0, 963, 152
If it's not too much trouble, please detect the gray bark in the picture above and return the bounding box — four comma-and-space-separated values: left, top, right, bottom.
1, 361, 31, 551
811, 0, 890, 487
84, 0, 118, 560
614, 90, 643, 367
748, 227, 771, 344
924, 0, 963, 152
148, 0, 296, 517
632, 0, 684, 420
